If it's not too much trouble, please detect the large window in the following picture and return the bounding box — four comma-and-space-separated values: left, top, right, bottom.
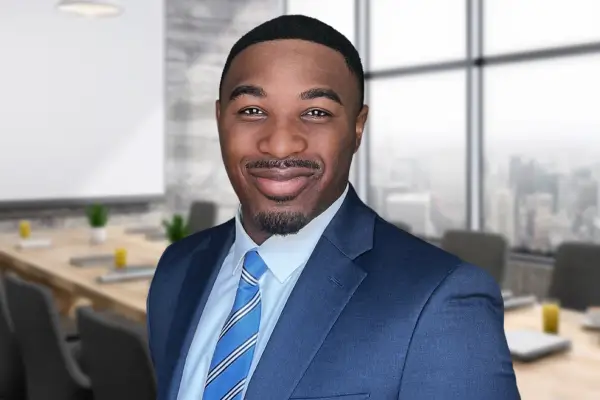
369, 0, 466, 70
286, 0, 600, 254
366, 0, 468, 238
485, 55, 600, 252
485, 0, 600, 55
369, 72, 466, 236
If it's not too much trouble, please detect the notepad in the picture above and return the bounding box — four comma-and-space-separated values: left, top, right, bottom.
504, 295, 537, 310
16, 238, 52, 249
70, 254, 114, 267
96, 266, 155, 284
506, 330, 571, 361
145, 231, 167, 241
124, 226, 162, 235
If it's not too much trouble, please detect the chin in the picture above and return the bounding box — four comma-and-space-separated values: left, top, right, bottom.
253, 207, 312, 235
249, 194, 316, 235
255, 198, 309, 216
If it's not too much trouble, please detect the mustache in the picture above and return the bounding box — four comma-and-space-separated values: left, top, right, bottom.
245, 158, 322, 170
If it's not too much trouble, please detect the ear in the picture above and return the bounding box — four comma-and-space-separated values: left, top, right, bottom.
215, 99, 221, 121
353, 104, 369, 153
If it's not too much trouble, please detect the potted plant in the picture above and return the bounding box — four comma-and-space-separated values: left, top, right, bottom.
86, 204, 109, 244
162, 214, 189, 243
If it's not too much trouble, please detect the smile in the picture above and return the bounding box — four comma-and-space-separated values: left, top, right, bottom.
249, 168, 315, 199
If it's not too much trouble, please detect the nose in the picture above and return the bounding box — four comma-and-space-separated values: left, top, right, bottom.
257, 118, 308, 159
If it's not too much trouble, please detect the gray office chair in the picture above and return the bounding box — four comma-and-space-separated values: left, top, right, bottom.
441, 229, 508, 284
4, 274, 92, 400
0, 275, 26, 400
187, 201, 217, 234
76, 307, 156, 400
548, 242, 600, 311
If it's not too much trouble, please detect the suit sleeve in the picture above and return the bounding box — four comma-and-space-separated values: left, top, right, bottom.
398, 262, 521, 400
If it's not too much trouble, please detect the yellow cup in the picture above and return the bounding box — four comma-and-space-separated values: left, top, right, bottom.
114, 248, 127, 269
19, 220, 31, 239
542, 299, 560, 334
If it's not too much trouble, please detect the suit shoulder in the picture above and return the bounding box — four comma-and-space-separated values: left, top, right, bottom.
438, 261, 503, 302
370, 217, 502, 303
353, 217, 465, 306
372, 216, 462, 274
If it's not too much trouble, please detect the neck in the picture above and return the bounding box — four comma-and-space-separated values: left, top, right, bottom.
243, 220, 272, 245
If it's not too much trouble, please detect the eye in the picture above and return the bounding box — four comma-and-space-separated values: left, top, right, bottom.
239, 107, 265, 116
303, 109, 331, 118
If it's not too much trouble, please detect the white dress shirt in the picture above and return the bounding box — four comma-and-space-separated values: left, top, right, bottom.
177, 185, 349, 400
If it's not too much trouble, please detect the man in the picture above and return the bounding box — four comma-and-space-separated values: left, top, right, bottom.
147, 14, 520, 400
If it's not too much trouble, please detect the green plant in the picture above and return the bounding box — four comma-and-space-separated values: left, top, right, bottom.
86, 204, 109, 228
162, 214, 189, 243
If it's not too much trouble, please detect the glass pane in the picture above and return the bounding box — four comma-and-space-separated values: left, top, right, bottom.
485, 0, 600, 54
286, 0, 356, 45
368, 71, 466, 237
484, 55, 600, 253
369, 0, 466, 70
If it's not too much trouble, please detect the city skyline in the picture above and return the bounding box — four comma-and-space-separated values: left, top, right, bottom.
371, 147, 600, 253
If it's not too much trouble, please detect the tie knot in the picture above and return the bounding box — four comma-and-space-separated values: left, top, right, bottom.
241, 250, 267, 285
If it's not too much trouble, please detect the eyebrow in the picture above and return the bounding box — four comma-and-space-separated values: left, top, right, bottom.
300, 87, 343, 106
229, 84, 266, 101
228, 84, 343, 106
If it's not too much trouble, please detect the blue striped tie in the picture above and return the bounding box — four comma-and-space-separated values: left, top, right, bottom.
203, 250, 267, 400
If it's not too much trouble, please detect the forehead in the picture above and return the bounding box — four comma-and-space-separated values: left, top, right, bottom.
223, 39, 357, 98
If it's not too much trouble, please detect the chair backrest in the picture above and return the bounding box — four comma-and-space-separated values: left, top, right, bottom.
4, 274, 90, 400
0, 274, 26, 399
548, 242, 600, 311
441, 229, 508, 284
76, 307, 156, 400
187, 201, 217, 234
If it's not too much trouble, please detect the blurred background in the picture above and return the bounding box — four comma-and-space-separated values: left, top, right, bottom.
1, 1, 599, 399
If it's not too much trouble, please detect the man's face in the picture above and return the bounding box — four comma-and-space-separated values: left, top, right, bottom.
217, 39, 368, 238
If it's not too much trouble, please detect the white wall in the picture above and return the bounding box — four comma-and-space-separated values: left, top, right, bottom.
0, 0, 164, 202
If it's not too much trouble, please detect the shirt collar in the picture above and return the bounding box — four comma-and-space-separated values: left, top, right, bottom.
232, 184, 349, 283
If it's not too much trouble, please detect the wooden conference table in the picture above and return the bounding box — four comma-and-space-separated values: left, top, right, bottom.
0, 226, 599, 398
0, 226, 163, 323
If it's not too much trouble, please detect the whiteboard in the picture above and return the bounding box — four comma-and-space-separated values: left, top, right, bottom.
0, 0, 164, 202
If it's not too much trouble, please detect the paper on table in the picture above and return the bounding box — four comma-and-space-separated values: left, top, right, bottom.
501, 290, 513, 300
124, 226, 162, 235
145, 231, 167, 241
16, 238, 52, 249
70, 254, 114, 267
96, 267, 155, 284
504, 295, 537, 310
582, 307, 600, 330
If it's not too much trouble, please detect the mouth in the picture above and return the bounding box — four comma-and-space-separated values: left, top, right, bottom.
248, 168, 316, 200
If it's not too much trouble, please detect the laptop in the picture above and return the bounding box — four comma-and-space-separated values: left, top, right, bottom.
506, 330, 571, 362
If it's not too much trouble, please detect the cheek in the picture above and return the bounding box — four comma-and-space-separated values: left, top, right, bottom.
314, 131, 355, 172
220, 127, 254, 165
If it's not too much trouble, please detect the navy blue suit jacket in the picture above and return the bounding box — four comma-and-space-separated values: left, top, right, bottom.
147, 187, 520, 399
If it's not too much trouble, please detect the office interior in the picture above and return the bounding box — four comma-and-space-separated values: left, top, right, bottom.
1, 0, 599, 399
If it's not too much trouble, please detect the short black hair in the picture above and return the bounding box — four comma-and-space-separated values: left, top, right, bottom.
219, 14, 365, 107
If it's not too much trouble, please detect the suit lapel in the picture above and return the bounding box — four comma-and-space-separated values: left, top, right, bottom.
162, 220, 235, 400
245, 186, 375, 400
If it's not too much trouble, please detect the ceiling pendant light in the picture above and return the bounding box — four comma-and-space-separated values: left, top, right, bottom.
57, 0, 123, 18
